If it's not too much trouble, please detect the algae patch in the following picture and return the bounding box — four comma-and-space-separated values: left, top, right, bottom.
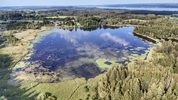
12, 62, 30, 71
134, 47, 145, 51
31, 30, 54, 44
122, 57, 127, 60
127, 49, 150, 61
124, 61, 128, 64
53, 28, 70, 34
96, 59, 119, 69
27, 44, 34, 49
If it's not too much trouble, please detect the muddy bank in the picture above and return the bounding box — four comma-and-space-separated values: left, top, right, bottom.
157, 37, 178, 42
133, 32, 178, 43
132, 32, 161, 61
133, 32, 157, 43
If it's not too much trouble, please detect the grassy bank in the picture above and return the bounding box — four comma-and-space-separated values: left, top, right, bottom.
0, 26, 52, 99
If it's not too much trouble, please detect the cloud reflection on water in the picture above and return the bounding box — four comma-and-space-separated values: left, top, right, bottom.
55, 29, 89, 44
100, 32, 129, 46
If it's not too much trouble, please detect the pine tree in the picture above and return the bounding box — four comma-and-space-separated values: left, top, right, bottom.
146, 90, 153, 100
157, 86, 163, 99
122, 90, 132, 100
112, 82, 122, 100
161, 94, 167, 100
132, 78, 141, 100
150, 83, 158, 97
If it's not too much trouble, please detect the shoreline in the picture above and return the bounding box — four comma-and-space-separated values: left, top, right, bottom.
7, 25, 161, 85
4, 27, 51, 86
133, 32, 157, 43
4, 25, 165, 99
126, 32, 163, 70
131, 32, 162, 61
104, 24, 139, 27
9, 25, 160, 73
102, 25, 161, 62
13, 26, 51, 66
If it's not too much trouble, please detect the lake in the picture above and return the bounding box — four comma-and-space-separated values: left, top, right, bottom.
98, 7, 178, 11
12, 26, 157, 82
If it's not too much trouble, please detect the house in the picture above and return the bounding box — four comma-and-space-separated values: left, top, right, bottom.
71, 20, 75, 22
53, 21, 63, 25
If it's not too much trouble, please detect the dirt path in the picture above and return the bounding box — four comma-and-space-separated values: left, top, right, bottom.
68, 84, 83, 100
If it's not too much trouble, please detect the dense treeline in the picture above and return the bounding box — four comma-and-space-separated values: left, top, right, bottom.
6, 22, 42, 30
134, 18, 178, 39
102, 14, 164, 26
153, 41, 178, 73
0, 11, 47, 20
104, 14, 163, 20
77, 16, 101, 27
0, 12, 22, 20
83, 63, 178, 99
77, 14, 164, 27
82, 41, 178, 99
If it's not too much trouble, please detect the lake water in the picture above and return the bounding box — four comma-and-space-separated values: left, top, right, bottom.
12, 26, 157, 82
98, 7, 178, 11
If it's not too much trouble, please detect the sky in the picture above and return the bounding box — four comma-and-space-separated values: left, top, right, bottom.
1, 0, 178, 6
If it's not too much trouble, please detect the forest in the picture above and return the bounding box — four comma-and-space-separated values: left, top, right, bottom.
133, 17, 178, 39
85, 40, 178, 100
0, 7, 178, 100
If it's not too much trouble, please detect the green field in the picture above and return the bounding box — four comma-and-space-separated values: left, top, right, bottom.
165, 15, 178, 20
57, 22, 83, 28
124, 19, 149, 22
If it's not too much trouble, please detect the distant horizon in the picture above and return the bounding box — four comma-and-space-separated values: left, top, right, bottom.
1, 3, 178, 7
1, 0, 178, 7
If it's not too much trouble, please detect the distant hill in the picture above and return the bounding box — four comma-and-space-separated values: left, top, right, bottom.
100, 3, 178, 8
1, 3, 178, 12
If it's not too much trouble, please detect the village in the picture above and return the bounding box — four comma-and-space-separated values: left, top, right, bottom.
52, 19, 75, 26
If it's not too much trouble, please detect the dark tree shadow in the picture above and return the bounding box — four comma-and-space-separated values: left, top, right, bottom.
0, 54, 41, 100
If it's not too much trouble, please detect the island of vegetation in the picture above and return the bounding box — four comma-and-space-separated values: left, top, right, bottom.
0, 6, 178, 100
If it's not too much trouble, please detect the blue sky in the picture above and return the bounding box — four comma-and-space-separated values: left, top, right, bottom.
1, 0, 178, 6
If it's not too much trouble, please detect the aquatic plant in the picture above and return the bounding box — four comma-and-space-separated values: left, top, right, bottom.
96, 59, 119, 69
